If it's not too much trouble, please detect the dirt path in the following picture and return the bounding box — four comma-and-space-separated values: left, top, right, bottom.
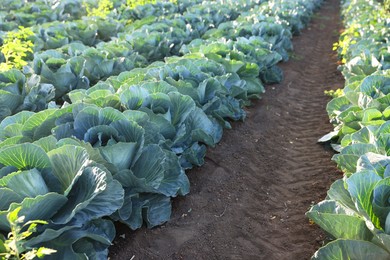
109, 0, 344, 259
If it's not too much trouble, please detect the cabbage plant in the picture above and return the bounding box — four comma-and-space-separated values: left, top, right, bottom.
307, 153, 390, 259
0, 104, 191, 229
0, 69, 55, 121
0, 141, 124, 259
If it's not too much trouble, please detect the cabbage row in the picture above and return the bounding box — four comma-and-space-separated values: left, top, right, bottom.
0, 0, 196, 31
0, 1, 268, 120
0, 0, 323, 258
307, 0, 390, 259
0, 0, 200, 50
0, 0, 85, 31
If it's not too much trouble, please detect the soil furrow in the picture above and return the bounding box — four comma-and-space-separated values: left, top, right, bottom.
109, 0, 344, 259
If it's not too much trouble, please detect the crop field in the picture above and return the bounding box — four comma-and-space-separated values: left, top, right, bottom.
0, 0, 389, 259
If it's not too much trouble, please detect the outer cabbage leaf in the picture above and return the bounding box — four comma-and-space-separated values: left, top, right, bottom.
312, 239, 390, 260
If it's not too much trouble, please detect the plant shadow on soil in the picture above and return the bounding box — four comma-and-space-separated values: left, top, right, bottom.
109, 0, 344, 259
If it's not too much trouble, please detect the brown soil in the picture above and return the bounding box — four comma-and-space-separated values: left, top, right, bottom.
109, 0, 344, 259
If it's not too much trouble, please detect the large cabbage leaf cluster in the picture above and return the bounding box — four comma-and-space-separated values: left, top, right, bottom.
30, 17, 125, 50
0, 104, 191, 229
0, 69, 55, 121
0, 140, 124, 259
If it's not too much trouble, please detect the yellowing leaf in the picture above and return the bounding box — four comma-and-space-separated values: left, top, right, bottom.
36, 247, 57, 258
